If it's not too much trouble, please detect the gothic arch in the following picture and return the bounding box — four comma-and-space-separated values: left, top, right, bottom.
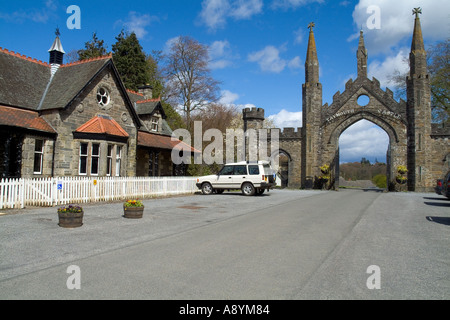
326, 111, 401, 146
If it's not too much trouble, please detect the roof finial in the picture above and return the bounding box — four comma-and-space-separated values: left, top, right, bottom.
55, 27, 61, 37
308, 22, 315, 32
412, 7, 422, 19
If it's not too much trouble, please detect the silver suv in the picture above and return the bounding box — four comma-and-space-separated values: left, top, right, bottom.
196, 161, 277, 196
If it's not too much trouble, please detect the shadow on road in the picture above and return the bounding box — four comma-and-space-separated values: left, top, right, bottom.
423, 197, 449, 201
426, 216, 450, 226
424, 201, 450, 208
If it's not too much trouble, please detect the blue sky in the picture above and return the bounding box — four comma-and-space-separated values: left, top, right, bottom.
1, 0, 448, 163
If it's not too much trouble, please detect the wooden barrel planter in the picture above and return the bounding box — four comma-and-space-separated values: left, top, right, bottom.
123, 205, 144, 219
58, 211, 84, 228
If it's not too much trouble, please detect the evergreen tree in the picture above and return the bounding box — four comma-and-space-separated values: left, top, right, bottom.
78, 32, 108, 60
112, 30, 150, 91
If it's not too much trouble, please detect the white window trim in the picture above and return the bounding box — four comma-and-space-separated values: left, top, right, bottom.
33, 139, 44, 175
106, 145, 113, 177
115, 146, 122, 177
79, 143, 88, 176
90, 143, 100, 176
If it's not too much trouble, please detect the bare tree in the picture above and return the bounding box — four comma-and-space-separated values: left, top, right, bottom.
163, 36, 221, 131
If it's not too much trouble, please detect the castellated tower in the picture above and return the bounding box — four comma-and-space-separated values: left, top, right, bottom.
242, 107, 265, 162
406, 8, 432, 192
301, 22, 323, 188
243, 107, 265, 131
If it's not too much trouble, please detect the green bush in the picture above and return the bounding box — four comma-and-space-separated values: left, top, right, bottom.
372, 174, 387, 188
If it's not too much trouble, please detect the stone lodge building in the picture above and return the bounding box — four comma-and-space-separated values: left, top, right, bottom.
0, 35, 198, 179
243, 11, 449, 192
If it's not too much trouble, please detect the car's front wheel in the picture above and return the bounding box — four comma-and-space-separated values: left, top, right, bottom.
241, 182, 255, 196
201, 183, 214, 195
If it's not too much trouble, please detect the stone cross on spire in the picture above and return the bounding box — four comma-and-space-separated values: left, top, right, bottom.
412, 7, 422, 18
308, 22, 315, 32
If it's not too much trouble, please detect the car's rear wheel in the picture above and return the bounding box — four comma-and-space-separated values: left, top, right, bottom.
241, 183, 255, 196
202, 183, 214, 195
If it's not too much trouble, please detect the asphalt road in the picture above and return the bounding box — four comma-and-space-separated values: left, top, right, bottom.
0, 189, 448, 300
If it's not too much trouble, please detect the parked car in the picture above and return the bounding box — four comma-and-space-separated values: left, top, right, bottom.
435, 179, 443, 195
441, 171, 450, 199
196, 161, 277, 196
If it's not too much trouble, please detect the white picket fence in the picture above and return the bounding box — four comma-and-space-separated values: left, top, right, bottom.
0, 176, 198, 209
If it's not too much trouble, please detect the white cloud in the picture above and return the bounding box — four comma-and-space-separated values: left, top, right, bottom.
248, 46, 301, 73
339, 120, 389, 163
220, 90, 240, 105
294, 27, 305, 44
268, 109, 303, 128
288, 56, 302, 70
351, 0, 449, 54
119, 12, 158, 39
271, 0, 324, 10
199, 0, 263, 31
0, 0, 58, 23
248, 46, 287, 73
209, 40, 236, 69
231, 0, 264, 19
368, 48, 409, 89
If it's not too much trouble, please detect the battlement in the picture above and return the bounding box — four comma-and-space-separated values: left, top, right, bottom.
243, 107, 265, 121
279, 127, 303, 139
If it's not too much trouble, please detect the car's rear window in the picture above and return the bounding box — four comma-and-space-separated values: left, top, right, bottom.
248, 165, 259, 175
263, 164, 273, 175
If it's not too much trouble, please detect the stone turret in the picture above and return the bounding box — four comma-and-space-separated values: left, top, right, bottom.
243, 107, 265, 131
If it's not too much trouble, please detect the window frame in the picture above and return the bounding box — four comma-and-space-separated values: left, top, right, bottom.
79, 143, 89, 176
115, 146, 122, 177
33, 139, 44, 175
90, 143, 100, 176
106, 145, 113, 177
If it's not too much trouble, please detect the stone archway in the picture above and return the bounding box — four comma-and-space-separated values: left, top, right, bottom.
271, 148, 292, 188
322, 110, 407, 190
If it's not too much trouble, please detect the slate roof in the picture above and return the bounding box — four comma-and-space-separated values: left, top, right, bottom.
39, 56, 112, 110
0, 48, 50, 109
0, 105, 55, 134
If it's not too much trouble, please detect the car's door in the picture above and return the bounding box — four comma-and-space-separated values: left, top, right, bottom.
232, 165, 249, 188
215, 165, 235, 188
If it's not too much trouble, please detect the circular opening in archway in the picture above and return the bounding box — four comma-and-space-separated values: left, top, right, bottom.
357, 95, 370, 107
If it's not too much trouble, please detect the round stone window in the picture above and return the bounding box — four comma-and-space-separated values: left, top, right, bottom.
97, 87, 110, 107
357, 94, 370, 107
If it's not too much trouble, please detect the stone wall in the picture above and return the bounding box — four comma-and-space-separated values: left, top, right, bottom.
41, 66, 138, 177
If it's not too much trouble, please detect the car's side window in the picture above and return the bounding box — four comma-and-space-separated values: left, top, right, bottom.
220, 166, 234, 175
248, 165, 259, 175
234, 165, 247, 175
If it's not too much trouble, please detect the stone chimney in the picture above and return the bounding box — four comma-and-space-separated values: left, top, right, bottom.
138, 84, 153, 99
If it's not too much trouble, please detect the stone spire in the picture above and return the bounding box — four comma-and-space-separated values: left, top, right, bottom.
357, 30, 368, 78
305, 22, 319, 84
409, 8, 427, 76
